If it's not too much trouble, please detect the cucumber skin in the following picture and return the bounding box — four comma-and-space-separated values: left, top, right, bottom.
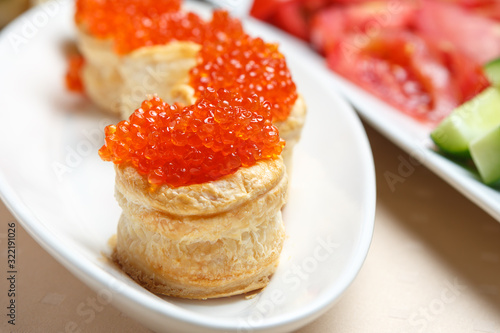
470, 126, 500, 186
431, 118, 471, 159
484, 58, 500, 86
431, 87, 500, 159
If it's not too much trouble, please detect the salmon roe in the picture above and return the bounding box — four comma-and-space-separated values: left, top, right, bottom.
65, 54, 85, 92
98, 88, 285, 187
76, 0, 244, 55
75, 0, 181, 40
75, 0, 298, 120
190, 34, 298, 122
112, 11, 206, 54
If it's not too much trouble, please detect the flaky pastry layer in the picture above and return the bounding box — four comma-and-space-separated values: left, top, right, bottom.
275, 95, 307, 169
77, 27, 199, 116
113, 158, 288, 299
118, 42, 200, 116
77, 28, 124, 115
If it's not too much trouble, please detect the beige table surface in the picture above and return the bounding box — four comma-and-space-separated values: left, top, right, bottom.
1, 122, 500, 333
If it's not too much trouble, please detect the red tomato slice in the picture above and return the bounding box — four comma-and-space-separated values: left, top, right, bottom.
268, 0, 310, 40
328, 0, 388, 4
437, 46, 491, 103
250, 0, 293, 20
311, 1, 417, 54
300, 0, 334, 12
470, 2, 500, 21
414, 0, 500, 64
310, 7, 346, 53
436, 0, 497, 7
327, 30, 460, 122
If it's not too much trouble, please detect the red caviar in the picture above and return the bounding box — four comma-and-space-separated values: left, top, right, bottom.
75, 0, 298, 120
190, 34, 298, 122
65, 54, 85, 92
76, 0, 244, 55
75, 0, 181, 40
113, 11, 206, 54
99, 88, 285, 187
113, 10, 244, 54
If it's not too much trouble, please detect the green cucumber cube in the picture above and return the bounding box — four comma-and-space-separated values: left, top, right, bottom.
431, 87, 500, 158
470, 126, 500, 186
484, 57, 500, 86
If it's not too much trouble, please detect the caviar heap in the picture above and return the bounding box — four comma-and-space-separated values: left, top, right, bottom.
190, 34, 298, 122
74, 0, 298, 120
75, 0, 180, 38
99, 88, 285, 187
75, 0, 202, 54
75, 0, 246, 55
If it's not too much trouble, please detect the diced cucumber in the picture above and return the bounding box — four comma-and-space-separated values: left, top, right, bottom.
484, 57, 500, 86
431, 87, 500, 158
470, 126, 500, 186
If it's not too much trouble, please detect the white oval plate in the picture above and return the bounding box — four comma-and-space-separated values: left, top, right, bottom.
0, 2, 375, 332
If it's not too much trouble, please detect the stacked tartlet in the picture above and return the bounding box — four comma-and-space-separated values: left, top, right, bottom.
71, 0, 307, 298
99, 89, 288, 299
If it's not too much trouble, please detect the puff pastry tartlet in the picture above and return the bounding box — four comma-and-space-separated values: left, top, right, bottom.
74, 0, 206, 115
99, 89, 288, 299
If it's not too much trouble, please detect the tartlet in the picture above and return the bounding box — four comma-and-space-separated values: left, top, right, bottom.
74, 0, 203, 115
99, 89, 288, 299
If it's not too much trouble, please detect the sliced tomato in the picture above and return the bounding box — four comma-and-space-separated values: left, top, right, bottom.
268, 0, 310, 40
470, 2, 500, 21
311, 1, 417, 54
301, 0, 336, 12
436, 0, 497, 7
327, 0, 388, 4
250, 0, 293, 20
437, 46, 491, 103
310, 7, 346, 53
414, 0, 500, 64
327, 30, 460, 122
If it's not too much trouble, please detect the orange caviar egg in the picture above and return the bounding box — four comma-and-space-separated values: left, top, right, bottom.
190, 34, 298, 122
75, 0, 181, 40
99, 88, 285, 187
76, 0, 243, 55
65, 54, 85, 92
203, 10, 245, 44
112, 10, 242, 54
113, 11, 206, 54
